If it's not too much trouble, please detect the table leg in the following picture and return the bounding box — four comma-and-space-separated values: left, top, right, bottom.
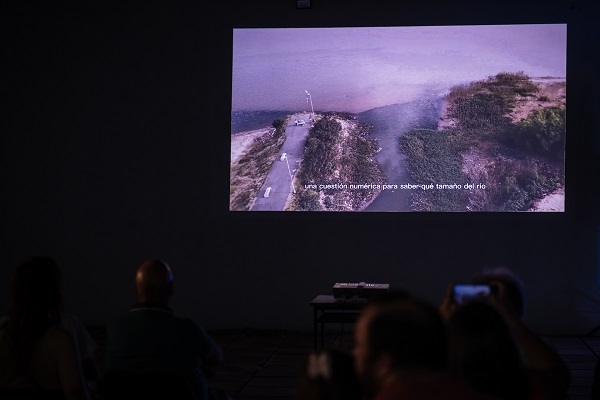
313, 306, 318, 351
321, 319, 324, 349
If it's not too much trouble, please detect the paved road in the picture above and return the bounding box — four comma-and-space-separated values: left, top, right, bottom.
251, 114, 311, 211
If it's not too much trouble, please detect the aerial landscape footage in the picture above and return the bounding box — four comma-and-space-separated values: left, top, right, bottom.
230, 24, 566, 212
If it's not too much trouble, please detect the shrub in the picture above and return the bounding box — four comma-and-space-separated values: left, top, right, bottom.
296, 189, 322, 211
505, 106, 566, 160
399, 129, 469, 211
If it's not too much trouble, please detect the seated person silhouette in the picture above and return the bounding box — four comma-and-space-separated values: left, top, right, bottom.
471, 267, 570, 393
446, 300, 554, 400
469, 266, 526, 319
440, 266, 571, 399
352, 289, 490, 400
62, 313, 99, 393
0, 257, 99, 393
0, 256, 90, 400
103, 258, 225, 400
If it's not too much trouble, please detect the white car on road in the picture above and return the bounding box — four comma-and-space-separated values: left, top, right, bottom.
294, 119, 305, 126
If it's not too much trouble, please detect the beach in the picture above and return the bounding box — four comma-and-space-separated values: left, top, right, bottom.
230, 128, 272, 165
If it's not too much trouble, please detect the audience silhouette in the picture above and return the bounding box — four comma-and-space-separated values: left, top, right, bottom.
64, 314, 99, 393
296, 348, 362, 400
3, 257, 579, 399
473, 267, 570, 392
440, 266, 571, 399
0, 256, 91, 400
352, 289, 490, 400
447, 301, 551, 399
469, 266, 526, 318
102, 258, 227, 400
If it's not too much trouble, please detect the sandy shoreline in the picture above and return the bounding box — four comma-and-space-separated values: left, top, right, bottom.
230, 127, 273, 165
529, 187, 565, 212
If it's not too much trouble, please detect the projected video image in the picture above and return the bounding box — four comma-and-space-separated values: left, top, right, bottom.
230, 24, 566, 212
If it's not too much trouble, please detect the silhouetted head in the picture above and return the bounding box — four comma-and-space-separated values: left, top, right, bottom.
353, 292, 447, 397
470, 266, 525, 319
447, 300, 530, 399
134, 258, 174, 305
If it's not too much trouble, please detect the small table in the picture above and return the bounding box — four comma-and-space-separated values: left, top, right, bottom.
310, 295, 367, 351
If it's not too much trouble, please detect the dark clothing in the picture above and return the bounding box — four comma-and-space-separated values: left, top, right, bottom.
0, 322, 68, 397
104, 304, 218, 400
374, 376, 494, 400
0, 389, 66, 400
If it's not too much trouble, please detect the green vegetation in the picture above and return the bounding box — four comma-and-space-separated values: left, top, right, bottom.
296, 189, 322, 211
447, 71, 537, 137
229, 121, 286, 211
502, 106, 566, 161
298, 117, 342, 182
292, 114, 384, 211
399, 129, 469, 211
484, 157, 563, 211
400, 72, 565, 212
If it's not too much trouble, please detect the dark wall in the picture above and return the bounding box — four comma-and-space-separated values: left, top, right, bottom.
2, 0, 599, 335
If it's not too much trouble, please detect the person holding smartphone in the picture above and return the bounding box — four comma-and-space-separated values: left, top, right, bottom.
440, 267, 571, 400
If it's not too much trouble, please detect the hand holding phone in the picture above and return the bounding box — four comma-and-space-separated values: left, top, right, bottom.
453, 284, 492, 305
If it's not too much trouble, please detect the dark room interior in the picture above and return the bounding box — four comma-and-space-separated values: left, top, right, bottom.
2, 0, 600, 399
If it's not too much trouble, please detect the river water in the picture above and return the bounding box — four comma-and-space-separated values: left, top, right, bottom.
358, 96, 443, 211
232, 25, 565, 114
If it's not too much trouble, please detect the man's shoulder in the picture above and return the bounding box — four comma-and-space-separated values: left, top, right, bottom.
109, 307, 210, 336
376, 376, 493, 400
171, 315, 210, 335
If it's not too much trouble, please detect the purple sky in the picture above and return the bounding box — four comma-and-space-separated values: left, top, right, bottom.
232, 24, 567, 113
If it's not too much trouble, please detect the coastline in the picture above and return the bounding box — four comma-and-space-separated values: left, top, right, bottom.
529, 187, 565, 212
436, 77, 566, 128
436, 76, 566, 212
230, 127, 273, 166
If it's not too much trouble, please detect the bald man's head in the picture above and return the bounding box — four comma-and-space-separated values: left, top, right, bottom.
134, 258, 174, 305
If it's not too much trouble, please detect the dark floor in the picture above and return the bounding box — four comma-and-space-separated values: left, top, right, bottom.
89, 326, 600, 400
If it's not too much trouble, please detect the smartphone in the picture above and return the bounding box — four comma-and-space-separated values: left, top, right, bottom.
453, 284, 492, 305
